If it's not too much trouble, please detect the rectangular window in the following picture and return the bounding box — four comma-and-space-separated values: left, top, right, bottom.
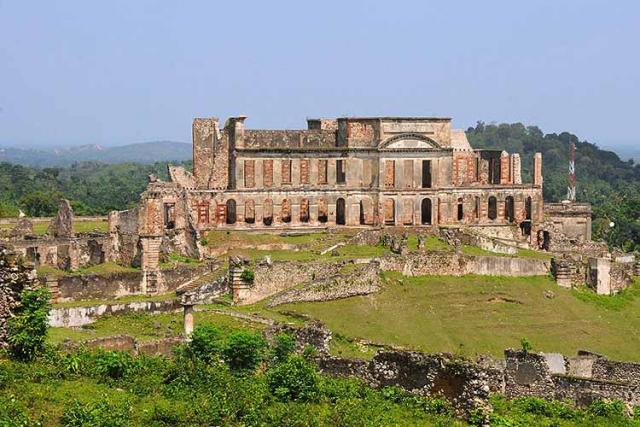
403, 159, 413, 188
318, 159, 328, 184
384, 160, 395, 188
281, 159, 292, 184
263, 159, 273, 187
422, 160, 432, 188
336, 159, 346, 184
300, 159, 310, 184
244, 160, 255, 188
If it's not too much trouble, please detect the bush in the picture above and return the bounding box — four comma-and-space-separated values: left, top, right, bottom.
520, 337, 532, 353
222, 331, 266, 372
186, 325, 223, 364
240, 269, 255, 283
588, 399, 626, 418
267, 354, 319, 402
270, 333, 296, 364
7, 287, 51, 361
94, 351, 135, 380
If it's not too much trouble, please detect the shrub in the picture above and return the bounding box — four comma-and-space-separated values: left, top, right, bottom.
267, 354, 319, 402
520, 337, 532, 353
186, 325, 223, 364
240, 269, 255, 283
270, 333, 296, 364
588, 399, 626, 418
7, 287, 51, 361
222, 331, 266, 372
94, 351, 135, 380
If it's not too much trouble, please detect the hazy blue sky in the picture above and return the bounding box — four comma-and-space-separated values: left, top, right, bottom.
1, 1, 638, 148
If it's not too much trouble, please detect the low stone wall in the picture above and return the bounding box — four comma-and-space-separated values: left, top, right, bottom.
319, 351, 490, 416
592, 357, 640, 387
63, 334, 182, 357
240, 260, 344, 305
379, 252, 549, 277
51, 262, 215, 302
267, 261, 381, 307
49, 299, 181, 327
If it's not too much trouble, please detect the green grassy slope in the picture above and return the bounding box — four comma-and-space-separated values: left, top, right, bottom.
277, 274, 640, 360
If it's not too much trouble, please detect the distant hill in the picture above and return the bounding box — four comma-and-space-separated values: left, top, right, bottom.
0, 141, 192, 167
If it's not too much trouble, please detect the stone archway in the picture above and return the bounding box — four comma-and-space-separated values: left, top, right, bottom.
421, 198, 432, 225
336, 198, 346, 225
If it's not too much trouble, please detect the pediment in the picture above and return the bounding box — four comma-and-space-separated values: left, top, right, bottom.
379, 133, 441, 150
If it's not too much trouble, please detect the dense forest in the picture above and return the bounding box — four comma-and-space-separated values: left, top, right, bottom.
0, 161, 191, 217
0, 122, 638, 250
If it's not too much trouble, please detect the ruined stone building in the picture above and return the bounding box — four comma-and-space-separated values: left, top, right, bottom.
153, 116, 544, 230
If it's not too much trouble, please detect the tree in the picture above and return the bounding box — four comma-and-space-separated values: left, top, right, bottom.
18, 191, 61, 217
7, 287, 51, 361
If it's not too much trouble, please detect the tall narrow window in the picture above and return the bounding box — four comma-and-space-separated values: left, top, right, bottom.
474, 196, 480, 220
300, 198, 310, 223
263, 199, 273, 226
385, 160, 395, 188
318, 198, 328, 223
488, 196, 497, 220
318, 160, 328, 185
384, 199, 395, 225
457, 198, 464, 221
505, 196, 515, 223
336, 198, 346, 225
244, 160, 255, 188
245, 200, 255, 224
404, 160, 413, 188
422, 160, 432, 188
163, 203, 176, 229
336, 159, 346, 184
281, 159, 292, 185
263, 160, 274, 187
281, 199, 291, 223
226, 200, 236, 225
300, 159, 310, 184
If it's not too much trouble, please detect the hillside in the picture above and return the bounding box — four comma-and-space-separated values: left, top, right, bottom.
0, 141, 192, 167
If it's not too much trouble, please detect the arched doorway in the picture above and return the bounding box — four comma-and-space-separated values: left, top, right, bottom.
263, 199, 273, 226
318, 198, 328, 223
300, 198, 310, 223
421, 198, 432, 225
505, 196, 515, 223
281, 199, 291, 223
226, 199, 236, 224
359, 201, 366, 225
336, 198, 346, 225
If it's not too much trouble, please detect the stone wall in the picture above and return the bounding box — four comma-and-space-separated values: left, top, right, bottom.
48, 299, 181, 327
64, 334, 182, 357
267, 261, 381, 307
319, 351, 491, 416
379, 252, 550, 277
238, 260, 344, 305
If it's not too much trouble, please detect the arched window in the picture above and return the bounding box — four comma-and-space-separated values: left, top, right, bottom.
336, 198, 346, 225
359, 200, 366, 225
505, 196, 515, 223
263, 199, 273, 226
281, 199, 291, 223
421, 198, 432, 225
226, 199, 237, 224
457, 198, 464, 221
488, 196, 497, 220
317, 198, 328, 223
300, 198, 310, 223
525, 196, 532, 220
244, 199, 255, 224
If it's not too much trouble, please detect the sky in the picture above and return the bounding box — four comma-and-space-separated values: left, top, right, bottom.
0, 0, 639, 149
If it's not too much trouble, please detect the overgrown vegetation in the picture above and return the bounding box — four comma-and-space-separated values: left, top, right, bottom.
7, 287, 51, 361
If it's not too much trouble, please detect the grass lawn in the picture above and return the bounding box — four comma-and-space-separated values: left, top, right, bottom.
275, 274, 640, 361
37, 262, 139, 278
1, 218, 108, 235
48, 310, 264, 345
52, 291, 177, 309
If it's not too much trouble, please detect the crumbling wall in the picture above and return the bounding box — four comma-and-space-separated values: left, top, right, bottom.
108, 208, 141, 266
0, 245, 37, 348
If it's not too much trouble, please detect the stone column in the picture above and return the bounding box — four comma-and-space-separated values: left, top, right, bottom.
512, 154, 522, 184
182, 293, 195, 340
533, 153, 543, 187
